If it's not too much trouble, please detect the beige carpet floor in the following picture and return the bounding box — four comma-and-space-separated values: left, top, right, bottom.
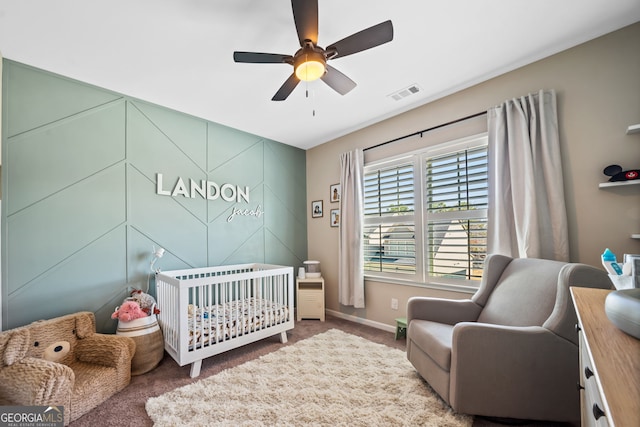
146, 328, 472, 426
70, 315, 572, 427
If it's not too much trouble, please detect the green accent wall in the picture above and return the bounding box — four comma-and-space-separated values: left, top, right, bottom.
1, 60, 307, 332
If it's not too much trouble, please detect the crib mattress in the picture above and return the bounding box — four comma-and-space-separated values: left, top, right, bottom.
187, 297, 290, 349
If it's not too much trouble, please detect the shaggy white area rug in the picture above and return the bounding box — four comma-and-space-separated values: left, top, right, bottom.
146, 329, 472, 426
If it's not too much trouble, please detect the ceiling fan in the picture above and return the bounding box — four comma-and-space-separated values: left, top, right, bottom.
233, 0, 394, 101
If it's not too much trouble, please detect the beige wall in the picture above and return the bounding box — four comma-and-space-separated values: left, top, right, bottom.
306, 23, 640, 329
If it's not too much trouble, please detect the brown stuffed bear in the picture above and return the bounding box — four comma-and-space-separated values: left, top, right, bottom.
0, 312, 135, 426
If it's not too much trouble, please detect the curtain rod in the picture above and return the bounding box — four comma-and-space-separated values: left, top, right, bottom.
363, 110, 487, 152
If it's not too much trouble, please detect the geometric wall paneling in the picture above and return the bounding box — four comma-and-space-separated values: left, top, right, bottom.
6, 99, 126, 214
128, 166, 208, 269
125, 227, 193, 315
264, 140, 307, 212
130, 100, 207, 170
206, 142, 264, 224
127, 102, 204, 174
127, 103, 208, 221
263, 185, 306, 263
4, 61, 122, 138
2, 60, 307, 332
208, 122, 264, 172
207, 185, 265, 266
263, 140, 307, 266
125, 227, 170, 292
127, 102, 206, 176
214, 227, 266, 267
265, 141, 307, 180
208, 139, 263, 188
5, 225, 128, 331
126, 218, 196, 277
264, 228, 302, 268
6, 164, 126, 291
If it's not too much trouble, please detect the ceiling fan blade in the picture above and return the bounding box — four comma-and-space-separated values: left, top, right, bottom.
272, 73, 300, 101
291, 0, 318, 45
233, 51, 292, 64
321, 65, 357, 95
326, 20, 393, 59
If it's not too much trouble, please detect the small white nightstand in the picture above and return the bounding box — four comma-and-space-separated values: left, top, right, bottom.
296, 277, 325, 321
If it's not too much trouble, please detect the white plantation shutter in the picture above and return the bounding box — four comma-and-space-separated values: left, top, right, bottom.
363, 134, 488, 288
425, 145, 488, 281
364, 165, 415, 217
363, 161, 417, 276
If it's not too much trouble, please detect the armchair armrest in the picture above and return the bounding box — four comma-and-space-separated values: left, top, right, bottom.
0, 357, 74, 406
449, 322, 579, 420
75, 334, 135, 367
407, 297, 482, 325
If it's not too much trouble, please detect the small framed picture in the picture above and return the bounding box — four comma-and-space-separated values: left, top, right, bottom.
312, 200, 323, 218
330, 209, 340, 227
330, 183, 340, 203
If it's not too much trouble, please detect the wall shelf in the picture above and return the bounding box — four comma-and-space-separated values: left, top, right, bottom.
602, 124, 640, 239
598, 179, 640, 188
626, 123, 640, 135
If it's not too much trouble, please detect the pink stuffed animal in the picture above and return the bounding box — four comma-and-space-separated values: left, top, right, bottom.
111, 301, 148, 322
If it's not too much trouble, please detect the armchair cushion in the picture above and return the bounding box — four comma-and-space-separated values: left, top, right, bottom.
409, 320, 454, 371
475, 258, 566, 326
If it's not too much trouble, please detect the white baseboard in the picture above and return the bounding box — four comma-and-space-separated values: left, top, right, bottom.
325, 309, 396, 334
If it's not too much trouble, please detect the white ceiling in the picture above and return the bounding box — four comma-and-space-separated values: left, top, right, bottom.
1, 1, 639, 150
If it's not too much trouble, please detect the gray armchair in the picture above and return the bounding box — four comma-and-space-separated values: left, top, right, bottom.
407, 254, 612, 423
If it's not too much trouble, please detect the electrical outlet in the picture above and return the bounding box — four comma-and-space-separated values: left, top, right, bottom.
391, 298, 399, 310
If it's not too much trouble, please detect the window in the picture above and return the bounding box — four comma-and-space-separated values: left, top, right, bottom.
363, 134, 488, 289
363, 160, 418, 275
424, 144, 488, 282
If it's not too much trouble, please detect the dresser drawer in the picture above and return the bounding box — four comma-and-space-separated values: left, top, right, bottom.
579, 329, 609, 427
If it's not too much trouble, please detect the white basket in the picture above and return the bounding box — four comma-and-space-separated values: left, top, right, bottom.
116, 306, 164, 375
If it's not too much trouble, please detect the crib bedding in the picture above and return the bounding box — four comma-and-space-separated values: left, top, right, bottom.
186, 297, 290, 349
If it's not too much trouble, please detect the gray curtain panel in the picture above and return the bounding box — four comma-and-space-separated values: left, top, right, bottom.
339, 148, 365, 307
487, 89, 570, 261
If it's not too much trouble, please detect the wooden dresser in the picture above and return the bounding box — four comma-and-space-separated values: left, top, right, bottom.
570, 287, 640, 427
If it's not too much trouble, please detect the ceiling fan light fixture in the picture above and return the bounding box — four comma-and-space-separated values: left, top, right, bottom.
296, 60, 325, 81
294, 50, 326, 82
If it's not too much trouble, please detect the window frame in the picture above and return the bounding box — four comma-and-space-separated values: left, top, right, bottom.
363, 133, 488, 293
363, 155, 422, 282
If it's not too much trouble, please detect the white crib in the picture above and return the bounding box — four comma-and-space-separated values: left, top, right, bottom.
155, 263, 294, 377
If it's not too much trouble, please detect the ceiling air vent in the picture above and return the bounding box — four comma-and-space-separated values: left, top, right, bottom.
388, 84, 422, 101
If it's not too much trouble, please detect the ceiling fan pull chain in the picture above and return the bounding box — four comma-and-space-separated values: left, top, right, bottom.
306, 84, 317, 117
